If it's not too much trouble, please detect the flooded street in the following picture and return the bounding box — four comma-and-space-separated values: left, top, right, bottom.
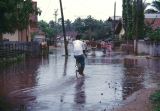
0, 47, 160, 111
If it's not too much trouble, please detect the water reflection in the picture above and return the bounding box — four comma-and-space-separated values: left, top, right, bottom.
141, 59, 160, 88
122, 58, 145, 99
87, 57, 121, 65
74, 77, 86, 104
72, 77, 86, 111
0, 57, 47, 110
63, 57, 68, 76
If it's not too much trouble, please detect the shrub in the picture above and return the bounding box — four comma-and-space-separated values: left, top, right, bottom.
150, 90, 160, 111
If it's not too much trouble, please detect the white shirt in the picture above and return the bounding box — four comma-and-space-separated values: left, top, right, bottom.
73, 40, 85, 56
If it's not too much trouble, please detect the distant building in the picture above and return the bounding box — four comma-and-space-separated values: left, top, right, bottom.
114, 20, 125, 39
3, 1, 38, 42
108, 16, 125, 40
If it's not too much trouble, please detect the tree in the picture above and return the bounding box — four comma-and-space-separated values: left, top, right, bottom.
65, 19, 72, 32
122, 0, 144, 39
38, 20, 55, 39
122, 0, 127, 38
0, 0, 41, 40
72, 16, 113, 40
151, 0, 160, 12
73, 17, 85, 33
122, 0, 134, 40
122, 0, 145, 55
145, 0, 160, 13
0, 0, 17, 40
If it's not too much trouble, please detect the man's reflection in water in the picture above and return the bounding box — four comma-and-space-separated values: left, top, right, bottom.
74, 77, 86, 104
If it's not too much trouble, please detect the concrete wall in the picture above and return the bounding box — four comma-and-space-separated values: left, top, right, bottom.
3, 30, 29, 42
3, 31, 19, 41
138, 40, 160, 56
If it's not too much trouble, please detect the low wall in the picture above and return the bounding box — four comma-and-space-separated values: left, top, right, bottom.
138, 40, 160, 56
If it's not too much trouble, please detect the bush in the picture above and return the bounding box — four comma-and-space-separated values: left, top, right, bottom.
150, 90, 160, 111
147, 28, 160, 42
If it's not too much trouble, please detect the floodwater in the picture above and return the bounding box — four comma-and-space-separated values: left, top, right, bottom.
0, 47, 160, 111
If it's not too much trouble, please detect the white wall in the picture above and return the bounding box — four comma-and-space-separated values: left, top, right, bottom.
3, 30, 19, 41
138, 40, 160, 56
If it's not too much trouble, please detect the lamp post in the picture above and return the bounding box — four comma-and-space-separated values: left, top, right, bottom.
59, 0, 68, 56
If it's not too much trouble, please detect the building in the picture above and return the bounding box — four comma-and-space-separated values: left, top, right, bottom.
114, 20, 125, 40
108, 16, 125, 40
145, 14, 160, 29
3, 1, 38, 42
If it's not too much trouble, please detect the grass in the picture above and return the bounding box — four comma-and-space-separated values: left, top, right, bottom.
0, 97, 12, 111
0, 54, 25, 68
150, 90, 160, 111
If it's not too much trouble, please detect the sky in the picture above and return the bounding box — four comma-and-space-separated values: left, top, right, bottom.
34, 0, 153, 22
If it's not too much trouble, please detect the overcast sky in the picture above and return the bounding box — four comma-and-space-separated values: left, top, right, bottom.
34, 0, 153, 22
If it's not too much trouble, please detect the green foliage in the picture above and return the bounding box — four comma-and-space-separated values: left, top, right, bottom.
73, 17, 85, 33
145, 0, 160, 13
0, 0, 17, 34
150, 90, 160, 111
152, 0, 160, 12
0, 0, 41, 39
147, 28, 160, 41
0, 54, 25, 68
65, 19, 73, 32
38, 20, 56, 39
72, 16, 112, 40
123, 0, 134, 40
44, 16, 114, 41
122, 0, 145, 40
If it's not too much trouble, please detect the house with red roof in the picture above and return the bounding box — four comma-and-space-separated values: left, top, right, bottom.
145, 14, 160, 29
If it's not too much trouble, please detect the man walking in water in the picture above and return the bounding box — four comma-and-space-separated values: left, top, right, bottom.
73, 35, 86, 76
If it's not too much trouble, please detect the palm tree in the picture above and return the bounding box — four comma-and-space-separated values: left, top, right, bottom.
152, 0, 160, 11
145, 0, 160, 13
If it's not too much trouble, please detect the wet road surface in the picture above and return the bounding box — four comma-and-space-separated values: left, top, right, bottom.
0, 47, 160, 111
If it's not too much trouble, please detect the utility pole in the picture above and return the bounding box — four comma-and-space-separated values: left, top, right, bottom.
59, 0, 68, 56
113, 1, 116, 40
53, 9, 58, 47
135, 0, 142, 55
54, 9, 58, 23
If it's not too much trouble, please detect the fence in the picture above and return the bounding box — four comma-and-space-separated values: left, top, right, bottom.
120, 41, 134, 54
138, 40, 160, 56
0, 41, 41, 59
120, 40, 160, 56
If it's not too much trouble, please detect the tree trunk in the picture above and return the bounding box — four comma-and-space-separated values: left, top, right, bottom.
26, 28, 28, 42
0, 33, 3, 41
21, 30, 23, 42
